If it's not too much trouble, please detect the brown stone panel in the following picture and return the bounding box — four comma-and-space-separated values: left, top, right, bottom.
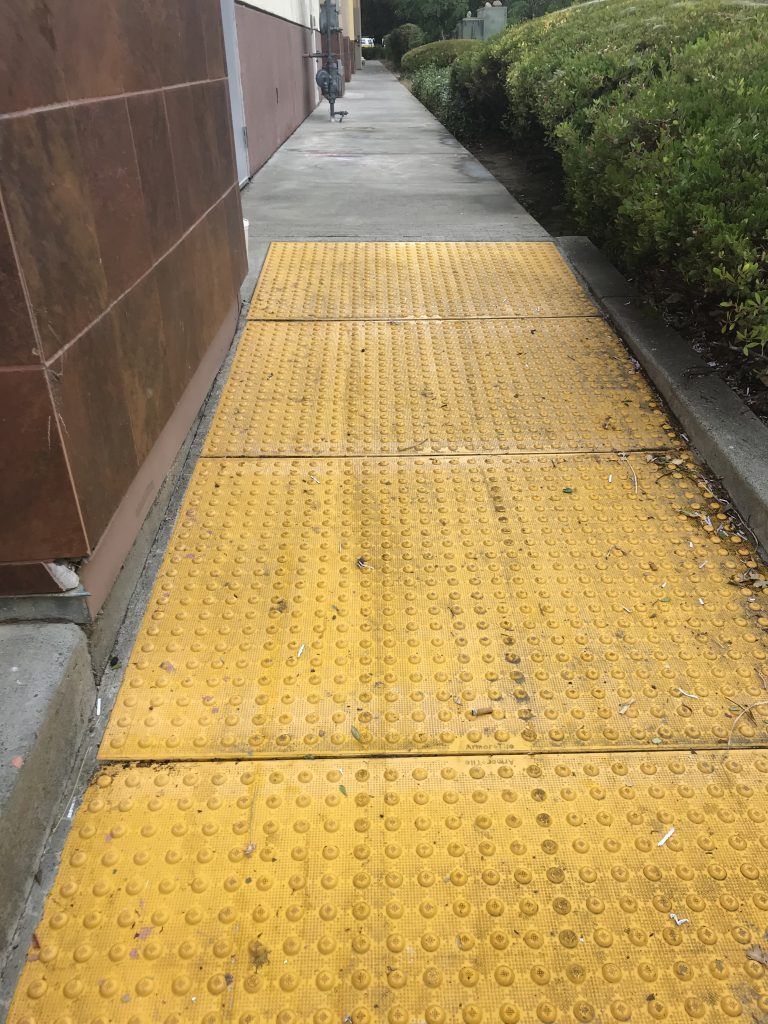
50, 314, 138, 545
50, 0, 207, 99
117, 0, 166, 94
200, 0, 228, 80
126, 92, 182, 263
0, 0, 68, 115
74, 98, 152, 304
120, 0, 205, 93
165, 81, 236, 231
0, 562, 61, 596
0, 367, 86, 561
202, 197, 239, 345
51, 0, 128, 101
175, 0, 208, 86
114, 0, 188, 92
179, 204, 225, 366
155, 227, 204, 397
209, 78, 238, 199
151, 2, 189, 88
0, 107, 107, 360
0, 204, 39, 366
155, 199, 237, 407
165, 84, 206, 230
113, 271, 180, 464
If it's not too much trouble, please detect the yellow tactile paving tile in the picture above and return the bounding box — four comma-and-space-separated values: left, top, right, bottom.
10, 752, 768, 1024
204, 318, 676, 456
248, 242, 596, 320
100, 453, 768, 760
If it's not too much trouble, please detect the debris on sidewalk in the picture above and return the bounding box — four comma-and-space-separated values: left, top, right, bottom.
747, 945, 768, 968
657, 827, 675, 847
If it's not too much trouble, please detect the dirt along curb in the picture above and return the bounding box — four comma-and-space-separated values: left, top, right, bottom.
558, 236, 768, 557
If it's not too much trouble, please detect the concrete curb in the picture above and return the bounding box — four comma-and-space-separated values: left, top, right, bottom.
558, 236, 768, 555
0, 624, 94, 953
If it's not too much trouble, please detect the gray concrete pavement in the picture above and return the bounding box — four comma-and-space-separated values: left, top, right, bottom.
0, 625, 93, 955
241, 61, 548, 242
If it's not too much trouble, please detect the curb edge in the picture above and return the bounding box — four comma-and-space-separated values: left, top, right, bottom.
557, 235, 768, 556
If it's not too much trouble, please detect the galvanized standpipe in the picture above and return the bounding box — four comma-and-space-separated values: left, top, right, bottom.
305, 0, 348, 121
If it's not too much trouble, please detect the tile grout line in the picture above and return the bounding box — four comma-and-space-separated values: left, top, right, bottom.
95, 739, 768, 769
243, 313, 601, 323
196, 446, 680, 460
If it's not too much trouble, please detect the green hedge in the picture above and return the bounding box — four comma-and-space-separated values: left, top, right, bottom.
401, 39, 481, 74
411, 0, 768, 361
362, 45, 384, 59
501, 0, 740, 136
411, 65, 452, 120
383, 24, 424, 66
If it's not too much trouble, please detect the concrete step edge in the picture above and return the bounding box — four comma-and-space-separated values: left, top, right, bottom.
0, 624, 95, 955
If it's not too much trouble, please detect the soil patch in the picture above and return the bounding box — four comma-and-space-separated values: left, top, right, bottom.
464, 132, 579, 237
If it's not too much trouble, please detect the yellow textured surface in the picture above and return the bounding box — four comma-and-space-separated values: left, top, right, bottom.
10, 752, 768, 1024
204, 318, 676, 456
100, 454, 768, 760
247, 242, 596, 320
14, 236, 768, 1024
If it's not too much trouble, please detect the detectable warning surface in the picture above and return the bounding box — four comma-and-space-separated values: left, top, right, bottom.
247, 242, 596, 320
10, 752, 768, 1024
204, 318, 675, 457
100, 453, 768, 760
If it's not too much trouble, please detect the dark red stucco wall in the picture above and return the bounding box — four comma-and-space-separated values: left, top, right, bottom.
236, 5, 319, 175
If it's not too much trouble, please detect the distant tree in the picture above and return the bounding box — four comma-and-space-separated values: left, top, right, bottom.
394, 0, 467, 39
520, 0, 551, 16
361, 0, 398, 39
507, 0, 571, 20
384, 23, 425, 63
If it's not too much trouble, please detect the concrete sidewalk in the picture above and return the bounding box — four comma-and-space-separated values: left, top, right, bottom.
7, 55, 768, 1024
241, 61, 547, 244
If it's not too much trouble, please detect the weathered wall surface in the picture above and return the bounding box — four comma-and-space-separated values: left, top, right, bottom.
236, 4, 320, 174
0, 0, 247, 606
236, 0, 319, 29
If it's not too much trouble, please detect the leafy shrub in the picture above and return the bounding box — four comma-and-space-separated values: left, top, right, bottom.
407, 0, 768, 363
503, 0, 740, 136
383, 23, 425, 66
362, 45, 384, 59
716, 262, 768, 360
446, 37, 509, 138
401, 39, 480, 74
410, 65, 453, 120
557, 14, 768, 359
410, 64, 475, 138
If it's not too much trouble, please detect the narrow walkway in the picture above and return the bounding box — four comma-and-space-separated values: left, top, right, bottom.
10, 64, 768, 1024
240, 61, 547, 243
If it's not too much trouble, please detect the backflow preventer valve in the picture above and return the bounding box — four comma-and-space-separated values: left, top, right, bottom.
306, 0, 348, 121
